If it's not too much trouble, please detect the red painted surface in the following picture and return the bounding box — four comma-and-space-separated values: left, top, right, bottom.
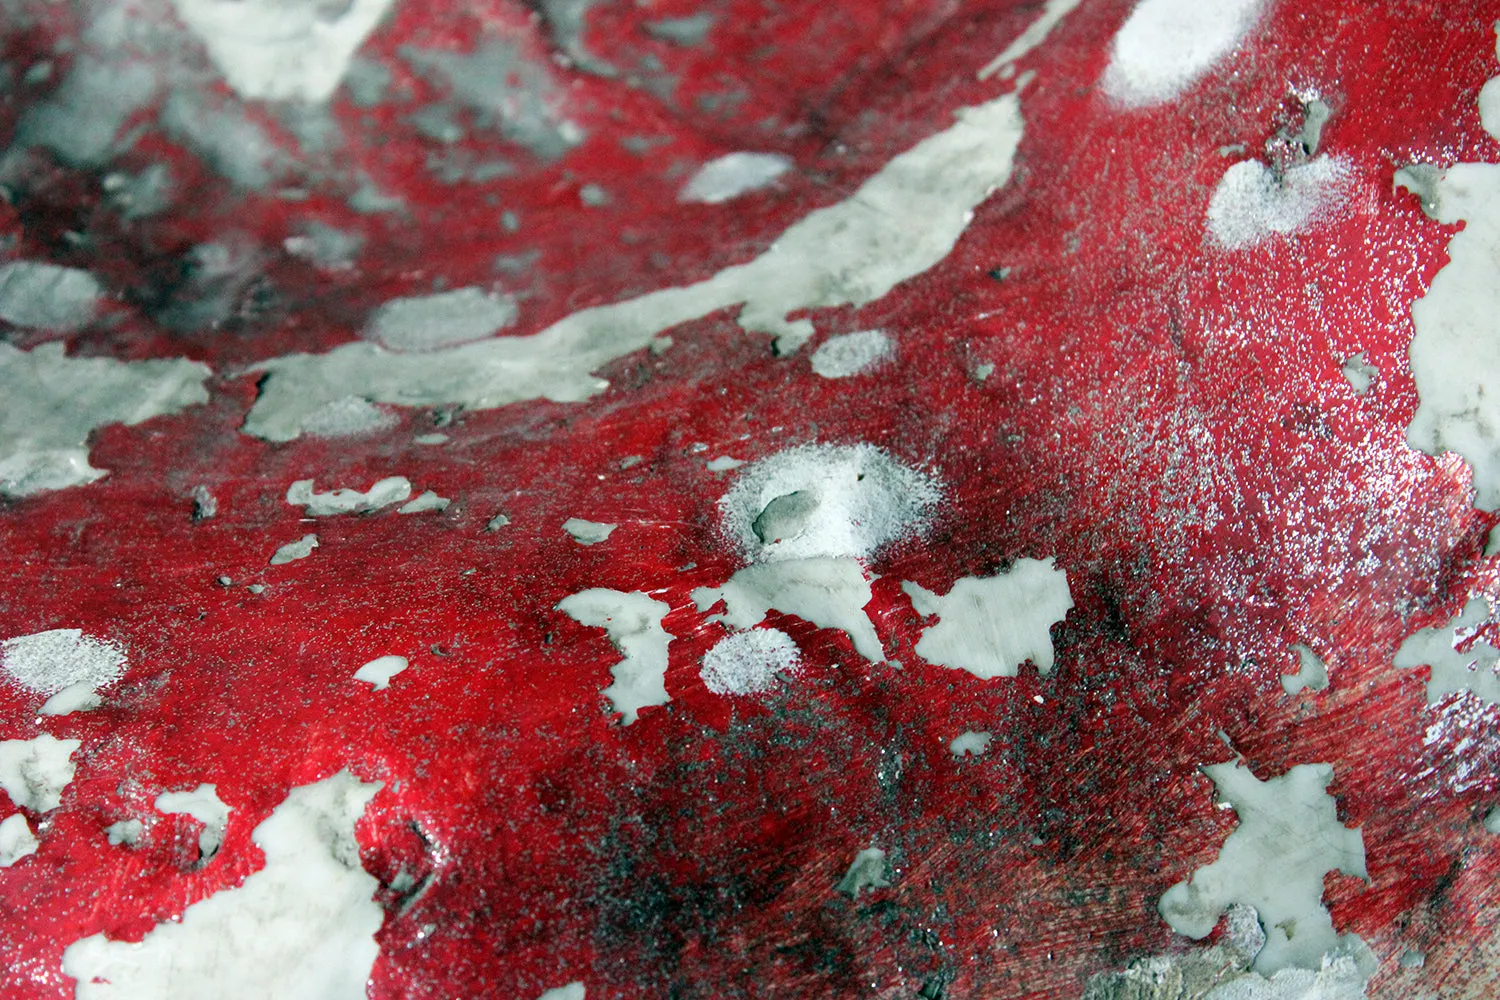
2, 0, 1500, 997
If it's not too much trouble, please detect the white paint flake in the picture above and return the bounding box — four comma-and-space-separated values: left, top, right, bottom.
0, 734, 81, 813
64, 770, 383, 999
977, 0, 1083, 80
1, 629, 126, 697
0, 262, 101, 331
397, 490, 451, 514
0, 343, 210, 498
835, 847, 891, 897
694, 558, 883, 663
557, 590, 672, 724
1207, 157, 1353, 249
537, 984, 586, 1000
300, 396, 399, 439
1393, 597, 1500, 705
700, 628, 800, 695
40, 683, 104, 716
156, 784, 231, 861
364, 287, 519, 352
354, 655, 408, 690
1340, 354, 1378, 395
285, 476, 412, 516
1101, 0, 1268, 107
679, 152, 793, 204
170, 0, 398, 103
902, 558, 1073, 679
106, 819, 144, 847
243, 92, 1025, 440
1201, 954, 1371, 1000
1158, 762, 1366, 974
706, 456, 745, 472
809, 330, 893, 379
270, 534, 320, 566
0, 812, 39, 866
563, 518, 617, 545
949, 731, 993, 757
1282, 643, 1329, 696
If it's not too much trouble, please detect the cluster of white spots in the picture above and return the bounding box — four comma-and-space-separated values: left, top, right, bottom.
64, 770, 384, 999
1101, 0, 1268, 107
695, 558, 884, 663
0, 733, 81, 812
156, 784, 231, 861
1282, 643, 1330, 696
0, 812, 39, 866
949, 731, 993, 757
977, 0, 1083, 80
0, 343, 210, 498
699, 628, 801, 695
1393, 597, 1500, 705
1159, 762, 1367, 974
556, 590, 672, 724
286, 476, 412, 516
243, 92, 1026, 439
902, 558, 1073, 679
353, 655, 408, 691
169, 0, 398, 103
270, 534, 320, 566
363, 287, 520, 352
537, 984, 586, 1000
1, 629, 126, 699
563, 518, 618, 545
398, 490, 451, 514
0, 261, 101, 331
834, 847, 891, 898
809, 330, 893, 379
1207, 157, 1353, 249
679, 152, 793, 204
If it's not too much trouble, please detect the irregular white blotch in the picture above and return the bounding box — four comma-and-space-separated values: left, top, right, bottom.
1201, 951, 1372, 1000
0, 734, 81, 812
1393, 598, 1500, 705
156, 784, 231, 861
809, 330, 892, 379
537, 983, 585, 1000
679, 152, 792, 204
949, 731, 993, 757
6, 56, 160, 169
706, 456, 745, 472
1281, 643, 1329, 696
1, 629, 126, 697
40, 682, 104, 716
563, 518, 617, 545
977, 0, 1083, 80
64, 770, 383, 999
1159, 762, 1366, 974
169, 0, 398, 103
159, 90, 283, 190
270, 534, 320, 566
693, 557, 883, 663
364, 287, 519, 352
397, 490, 450, 514
0, 812, 39, 866
700, 628, 800, 695
286, 476, 412, 516
243, 94, 1025, 440
902, 559, 1073, 679
1486, 807, 1500, 835
106, 818, 144, 847
0, 262, 101, 331
414, 433, 448, 445
835, 847, 891, 897
0, 343, 210, 498
1101, 0, 1267, 107
354, 655, 408, 691
719, 444, 940, 564
1340, 353, 1378, 395
1207, 157, 1353, 249
300, 396, 400, 439
485, 512, 512, 531
557, 590, 672, 724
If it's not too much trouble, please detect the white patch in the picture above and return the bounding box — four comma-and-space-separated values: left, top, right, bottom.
700, 628, 800, 695
1207, 157, 1353, 249
0, 812, 39, 866
285, 476, 412, 516
718, 444, 939, 565
1281, 643, 1329, 696
1486, 806, 1500, 835
1201, 952, 1371, 1000
563, 518, 617, 545
300, 396, 400, 439
159, 90, 283, 190
364, 287, 519, 352
40, 682, 104, 716
809, 330, 892, 379
1393, 597, 1500, 705
354, 655, 408, 691
397, 490, 451, 514
1339, 354, 1377, 395
537, 984, 585, 1000
156, 784, 231, 861
835, 847, 891, 897
693, 557, 884, 663
706, 456, 745, 472
557, 590, 673, 724
679, 152, 793, 204
977, 0, 1083, 80
270, 534, 320, 566
1159, 762, 1366, 974
485, 512, 512, 531
7, 56, 159, 169
949, 731, 993, 757
0, 343, 210, 498
244, 93, 1025, 440
902, 558, 1073, 679
1101, 0, 1268, 106
64, 770, 383, 999
0, 262, 101, 331
106, 819, 145, 847
0, 734, 81, 813
414, 433, 448, 445
1, 629, 126, 697
170, 0, 398, 103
